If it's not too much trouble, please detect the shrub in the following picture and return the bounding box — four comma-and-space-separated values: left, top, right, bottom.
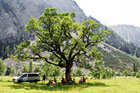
72, 68, 85, 77
123, 70, 129, 76
5, 66, 12, 76
90, 60, 115, 79
0, 59, 6, 76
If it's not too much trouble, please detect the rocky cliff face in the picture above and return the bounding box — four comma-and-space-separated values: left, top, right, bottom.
0, 0, 87, 42
110, 25, 140, 46
0, 0, 87, 58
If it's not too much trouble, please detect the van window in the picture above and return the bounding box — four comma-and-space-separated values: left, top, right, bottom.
28, 74, 39, 77
22, 74, 27, 77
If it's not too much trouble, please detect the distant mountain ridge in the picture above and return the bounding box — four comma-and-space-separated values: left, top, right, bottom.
109, 25, 140, 57
110, 25, 140, 46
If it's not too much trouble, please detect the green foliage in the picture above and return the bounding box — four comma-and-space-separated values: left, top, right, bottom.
123, 70, 129, 76
133, 62, 138, 72
135, 72, 140, 78
0, 59, 6, 76
130, 71, 140, 78
72, 68, 85, 77
52, 66, 62, 77
90, 60, 114, 79
17, 71, 22, 76
10, 66, 15, 76
130, 71, 136, 76
29, 61, 33, 73
5, 66, 12, 76
101, 67, 115, 79
34, 66, 41, 73
21, 64, 28, 73
42, 62, 63, 77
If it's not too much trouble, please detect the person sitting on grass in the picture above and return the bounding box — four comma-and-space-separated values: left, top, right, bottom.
68, 78, 73, 85
61, 77, 67, 84
79, 77, 83, 84
70, 78, 76, 84
54, 77, 57, 84
79, 77, 86, 84
46, 80, 54, 86
73, 79, 76, 84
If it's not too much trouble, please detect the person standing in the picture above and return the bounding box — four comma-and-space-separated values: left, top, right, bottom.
83, 77, 86, 83
42, 74, 46, 84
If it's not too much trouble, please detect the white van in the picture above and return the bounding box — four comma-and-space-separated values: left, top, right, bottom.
13, 73, 40, 83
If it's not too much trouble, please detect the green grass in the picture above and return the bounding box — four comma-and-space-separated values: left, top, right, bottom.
1, 76, 140, 93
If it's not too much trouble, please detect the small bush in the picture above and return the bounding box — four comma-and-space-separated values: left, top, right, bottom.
89, 60, 115, 79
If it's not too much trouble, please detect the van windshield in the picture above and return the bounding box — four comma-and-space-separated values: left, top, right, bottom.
28, 74, 39, 77
21, 74, 27, 77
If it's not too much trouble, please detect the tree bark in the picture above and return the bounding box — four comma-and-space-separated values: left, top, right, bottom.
65, 66, 72, 82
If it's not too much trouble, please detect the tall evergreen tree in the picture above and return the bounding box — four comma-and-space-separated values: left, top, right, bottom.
29, 61, 33, 73
0, 59, 6, 76
5, 66, 12, 76
133, 62, 138, 72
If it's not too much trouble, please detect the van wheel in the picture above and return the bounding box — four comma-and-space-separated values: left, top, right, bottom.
18, 80, 22, 84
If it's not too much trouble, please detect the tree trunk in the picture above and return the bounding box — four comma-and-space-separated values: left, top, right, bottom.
65, 66, 72, 82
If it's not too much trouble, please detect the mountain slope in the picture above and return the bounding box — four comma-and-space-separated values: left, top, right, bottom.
0, 0, 87, 58
109, 25, 140, 57
0, 0, 87, 41
110, 25, 140, 46
99, 43, 140, 72
88, 17, 139, 58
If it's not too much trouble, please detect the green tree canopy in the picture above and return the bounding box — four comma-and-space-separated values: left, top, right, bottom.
42, 62, 62, 77
0, 59, 6, 76
5, 66, 12, 76
21, 64, 28, 73
29, 61, 33, 73
90, 60, 114, 79
14, 8, 112, 81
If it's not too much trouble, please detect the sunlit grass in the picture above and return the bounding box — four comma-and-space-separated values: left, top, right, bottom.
0, 76, 140, 93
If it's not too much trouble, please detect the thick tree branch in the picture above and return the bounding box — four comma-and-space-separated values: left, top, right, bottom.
35, 31, 68, 62
35, 53, 60, 67
59, 60, 67, 67
68, 42, 78, 59
72, 50, 81, 60
52, 51, 62, 60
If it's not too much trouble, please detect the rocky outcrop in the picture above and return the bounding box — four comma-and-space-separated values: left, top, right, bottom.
0, 0, 87, 42
0, 0, 87, 58
110, 25, 140, 46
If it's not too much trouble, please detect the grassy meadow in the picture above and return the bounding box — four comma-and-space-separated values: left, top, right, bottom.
1, 76, 140, 93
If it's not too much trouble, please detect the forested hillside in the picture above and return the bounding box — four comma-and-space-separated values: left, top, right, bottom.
110, 25, 140, 57
110, 25, 140, 46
